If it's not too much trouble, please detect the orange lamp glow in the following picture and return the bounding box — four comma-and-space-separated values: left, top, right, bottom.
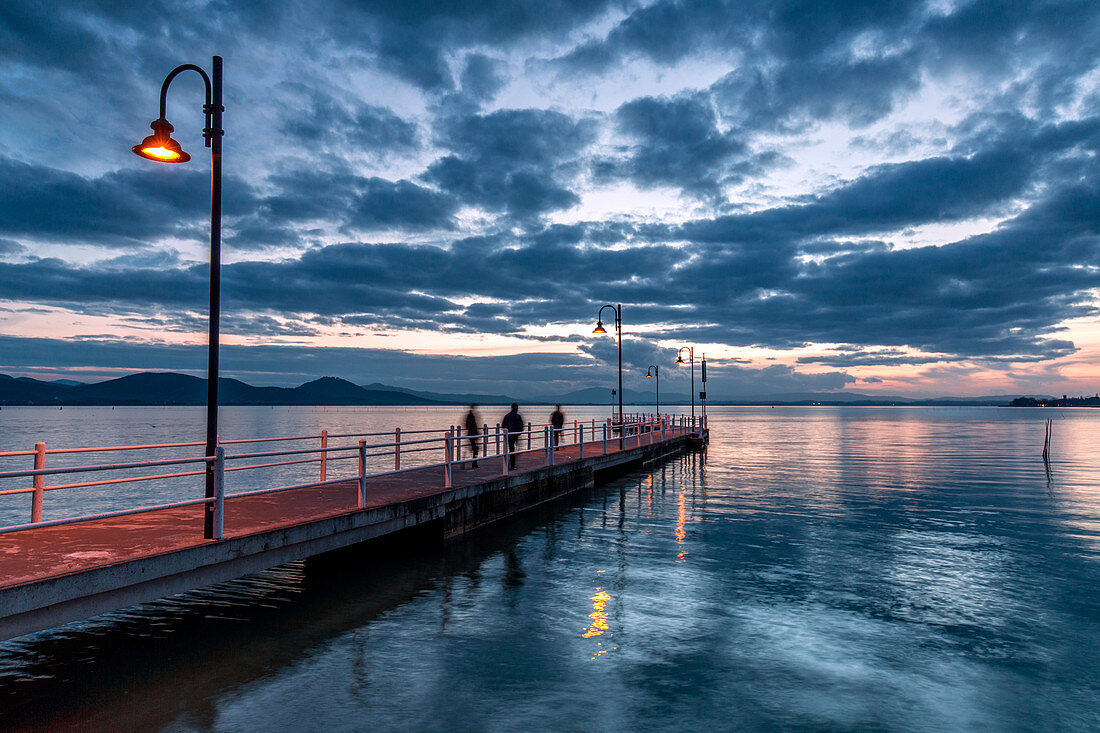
593, 321, 607, 334
676, 354, 685, 364
132, 118, 190, 163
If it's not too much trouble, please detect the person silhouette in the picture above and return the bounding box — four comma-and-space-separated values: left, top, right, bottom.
501, 403, 524, 470
550, 404, 565, 449
464, 404, 481, 468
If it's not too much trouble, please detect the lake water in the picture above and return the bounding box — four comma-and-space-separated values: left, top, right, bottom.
2, 406, 1099, 731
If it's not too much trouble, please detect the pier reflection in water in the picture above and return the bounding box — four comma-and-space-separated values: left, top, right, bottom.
2, 406, 1099, 731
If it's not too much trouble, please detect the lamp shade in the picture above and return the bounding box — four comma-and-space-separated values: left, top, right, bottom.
132, 118, 190, 163
593, 321, 607, 334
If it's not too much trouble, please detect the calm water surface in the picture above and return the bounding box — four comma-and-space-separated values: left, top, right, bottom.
1, 406, 1099, 731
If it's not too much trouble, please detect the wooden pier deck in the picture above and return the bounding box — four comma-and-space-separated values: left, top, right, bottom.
0, 429, 704, 642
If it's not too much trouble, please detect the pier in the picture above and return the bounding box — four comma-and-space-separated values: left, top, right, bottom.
0, 414, 706, 642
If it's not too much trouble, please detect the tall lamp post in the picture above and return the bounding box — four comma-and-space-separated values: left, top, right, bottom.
676, 346, 694, 429
645, 365, 659, 417
593, 304, 623, 448
132, 56, 224, 539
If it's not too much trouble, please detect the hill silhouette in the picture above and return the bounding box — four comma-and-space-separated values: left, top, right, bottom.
0, 373, 445, 406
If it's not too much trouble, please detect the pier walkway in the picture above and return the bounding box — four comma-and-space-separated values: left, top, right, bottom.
0, 415, 706, 641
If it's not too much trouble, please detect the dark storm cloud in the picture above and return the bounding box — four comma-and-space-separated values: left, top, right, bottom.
329, 0, 620, 91
424, 109, 597, 218
280, 89, 420, 154
0, 153, 455, 251
459, 54, 507, 104
555, 0, 1100, 132
600, 92, 752, 198
345, 178, 458, 231
0, 156, 205, 246
796, 350, 949, 367
0, 155, 286, 248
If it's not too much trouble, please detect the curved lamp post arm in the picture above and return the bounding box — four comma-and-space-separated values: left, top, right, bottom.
646, 364, 659, 416
676, 346, 695, 423
598, 304, 621, 331
158, 64, 222, 148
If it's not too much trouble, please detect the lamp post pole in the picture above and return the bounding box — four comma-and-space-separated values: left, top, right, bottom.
700, 353, 706, 428
595, 304, 623, 448
133, 56, 224, 539
206, 57, 223, 541
677, 346, 694, 428
646, 365, 659, 417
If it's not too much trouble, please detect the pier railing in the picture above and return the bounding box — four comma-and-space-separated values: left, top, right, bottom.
0, 414, 705, 538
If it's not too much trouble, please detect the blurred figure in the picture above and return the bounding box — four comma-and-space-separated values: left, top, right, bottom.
464, 403, 481, 468
550, 404, 565, 449
502, 403, 525, 470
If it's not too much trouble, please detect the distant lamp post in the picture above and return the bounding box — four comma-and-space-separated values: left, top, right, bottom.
132, 56, 224, 540
676, 346, 695, 427
645, 365, 659, 416
594, 304, 623, 447
700, 353, 707, 425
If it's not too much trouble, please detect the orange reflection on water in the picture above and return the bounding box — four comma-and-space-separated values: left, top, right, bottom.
582, 588, 611, 638
675, 491, 688, 562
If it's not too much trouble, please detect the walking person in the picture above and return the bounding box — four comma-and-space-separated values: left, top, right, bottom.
502, 403, 525, 470
464, 404, 481, 468
550, 404, 565, 449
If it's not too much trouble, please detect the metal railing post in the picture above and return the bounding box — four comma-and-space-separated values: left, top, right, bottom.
483, 423, 489, 460
501, 429, 509, 476
603, 423, 608, 455
358, 440, 367, 508
579, 425, 584, 460
444, 430, 453, 488
495, 424, 501, 455
212, 446, 225, 540
573, 419, 577, 444
394, 427, 401, 470
545, 426, 552, 466
31, 442, 45, 523
527, 422, 532, 449
319, 429, 328, 481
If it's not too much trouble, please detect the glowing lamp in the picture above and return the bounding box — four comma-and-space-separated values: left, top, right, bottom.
132, 118, 191, 163
676, 354, 685, 364
593, 321, 607, 334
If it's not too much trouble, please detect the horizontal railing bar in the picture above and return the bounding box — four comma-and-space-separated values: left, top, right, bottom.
42, 441, 205, 454
0, 495, 215, 536
0, 455, 211, 480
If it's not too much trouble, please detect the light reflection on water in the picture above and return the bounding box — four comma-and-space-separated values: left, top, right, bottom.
1, 406, 1099, 731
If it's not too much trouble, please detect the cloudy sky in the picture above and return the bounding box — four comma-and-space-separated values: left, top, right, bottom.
1, 0, 1098, 398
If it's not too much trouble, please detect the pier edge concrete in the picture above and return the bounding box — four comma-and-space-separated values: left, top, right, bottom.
0, 433, 700, 642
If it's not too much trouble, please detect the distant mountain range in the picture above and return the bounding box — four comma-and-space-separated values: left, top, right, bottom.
0, 372, 1066, 407
0, 373, 443, 406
